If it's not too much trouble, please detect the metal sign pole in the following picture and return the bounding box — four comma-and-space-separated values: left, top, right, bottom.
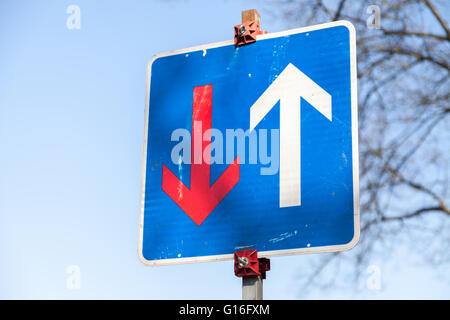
233, 10, 270, 301
242, 276, 263, 300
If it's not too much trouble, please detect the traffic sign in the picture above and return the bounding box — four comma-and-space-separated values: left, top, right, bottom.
138, 21, 359, 266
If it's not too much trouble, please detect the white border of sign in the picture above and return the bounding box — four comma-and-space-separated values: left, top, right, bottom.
138, 20, 360, 266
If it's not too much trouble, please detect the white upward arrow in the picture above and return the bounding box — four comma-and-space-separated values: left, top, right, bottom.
250, 63, 332, 208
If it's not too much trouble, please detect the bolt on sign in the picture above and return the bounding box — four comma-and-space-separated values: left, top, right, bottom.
138, 21, 360, 266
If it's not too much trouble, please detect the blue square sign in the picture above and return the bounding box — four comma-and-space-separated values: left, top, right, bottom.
138, 21, 359, 265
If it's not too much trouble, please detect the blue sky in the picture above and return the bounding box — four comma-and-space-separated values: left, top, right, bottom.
1, 0, 449, 299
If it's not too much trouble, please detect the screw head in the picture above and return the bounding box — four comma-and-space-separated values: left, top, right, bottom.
238, 25, 248, 36
238, 256, 249, 267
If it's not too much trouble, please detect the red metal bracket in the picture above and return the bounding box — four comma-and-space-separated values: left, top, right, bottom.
234, 9, 268, 47
258, 257, 271, 280
234, 21, 267, 46
234, 249, 271, 279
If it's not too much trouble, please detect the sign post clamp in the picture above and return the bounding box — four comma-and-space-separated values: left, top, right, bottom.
234, 250, 270, 300
234, 9, 267, 46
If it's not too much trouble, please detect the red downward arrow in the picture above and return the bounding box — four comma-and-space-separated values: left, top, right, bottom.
162, 85, 240, 226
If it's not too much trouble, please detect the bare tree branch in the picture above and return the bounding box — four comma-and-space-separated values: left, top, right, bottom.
380, 28, 449, 41
333, 0, 346, 21
273, 0, 450, 293
423, 0, 450, 39
380, 46, 449, 70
